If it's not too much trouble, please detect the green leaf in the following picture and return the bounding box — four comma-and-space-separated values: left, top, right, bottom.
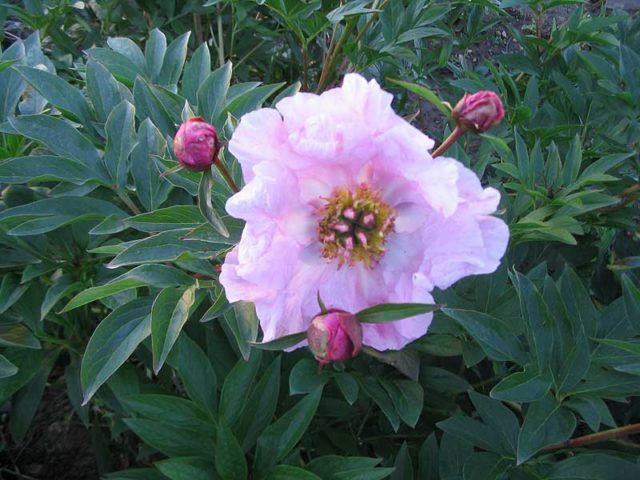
107, 229, 216, 268
41, 275, 81, 319
63, 264, 193, 312
167, 334, 218, 418
198, 62, 232, 125
81, 297, 153, 404
253, 388, 323, 478
124, 417, 215, 457
382, 379, 423, 428
360, 377, 400, 432
331, 468, 394, 480
0, 42, 25, 120
88, 47, 141, 86
131, 118, 170, 212
8, 360, 51, 443
335, 372, 359, 405
356, 303, 440, 323
86, 59, 125, 123
220, 349, 262, 427
134, 76, 178, 136
198, 169, 230, 238
155, 457, 217, 480
468, 391, 519, 455
390, 442, 413, 480
104, 100, 136, 188
564, 396, 601, 432
200, 287, 233, 323
0, 155, 93, 185
516, 394, 575, 464
548, 453, 639, 479
595, 338, 640, 356
437, 415, 501, 454
223, 301, 259, 360
183, 43, 211, 106
543, 276, 590, 392
510, 271, 553, 374
622, 275, 640, 334
418, 434, 439, 480
151, 286, 196, 374
123, 394, 214, 434
144, 28, 167, 82
462, 452, 512, 480
562, 134, 582, 187
215, 420, 247, 480
126, 206, 206, 232
0, 323, 40, 349
491, 367, 551, 402
265, 466, 322, 480
570, 368, 640, 397
0, 348, 55, 404
158, 32, 190, 87
234, 356, 281, 452
308, 456, 383, 479
387, 78, 450, 117
250, 331, 306, 351
222, 83, 284, 125
289, 358, 330, 395
363, 348, 420, 381
8, 115, 107, 181
0, 354, 18, 379
0, 274, 29, 313
16, 66, 94, 128
108, 37, 145, 69
424, 367, 471, 396
442, 308, 526, 363
558, 266, 596, 337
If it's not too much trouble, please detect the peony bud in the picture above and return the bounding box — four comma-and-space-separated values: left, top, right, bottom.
173, 117, 220, 171
307, 310, 363, 365
452, 91, 505, 133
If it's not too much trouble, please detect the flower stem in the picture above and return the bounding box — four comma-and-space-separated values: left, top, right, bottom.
317, 20, 355, 93
432, 126, 465, 157
596, 183, 640, 215
216, 3, 225, 67
302, 44, 309, 91
214, 159, 240, 193
115, 189, 141, 215
543, 423, 640, 452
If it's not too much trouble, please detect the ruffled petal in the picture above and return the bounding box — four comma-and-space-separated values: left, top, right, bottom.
227, 108, 285, 181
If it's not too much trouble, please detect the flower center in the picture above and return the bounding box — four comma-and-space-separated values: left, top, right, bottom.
317, 184, 396, 268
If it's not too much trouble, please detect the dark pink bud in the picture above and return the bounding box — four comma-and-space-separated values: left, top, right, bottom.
307, 310, 362, 365
452, 91, 505, 133
173, 117, 220, 171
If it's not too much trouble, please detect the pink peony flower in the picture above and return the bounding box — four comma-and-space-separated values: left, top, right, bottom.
173, 117, 220, 171
452, 91, 505, 133
307, 310, 362, 365
220, 74, 509, 351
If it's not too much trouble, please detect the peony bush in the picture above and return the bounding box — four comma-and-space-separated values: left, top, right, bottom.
0, 1, 639, 479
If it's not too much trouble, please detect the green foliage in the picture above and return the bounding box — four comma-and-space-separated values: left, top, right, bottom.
0, 1, 639, 479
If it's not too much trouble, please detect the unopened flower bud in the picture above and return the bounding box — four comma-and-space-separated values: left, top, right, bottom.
307, 310, 362, 365
452, 91, 505, 133
173, 117, 220, 171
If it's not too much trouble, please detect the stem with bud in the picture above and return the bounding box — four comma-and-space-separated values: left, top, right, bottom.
432, 126, 465, 158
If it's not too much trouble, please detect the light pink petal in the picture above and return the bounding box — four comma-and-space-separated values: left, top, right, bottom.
225, 162, 298, 222
455, 161, 502, 214
419, 211, 509, 291
227, 108, 285, 181
406, 157, 460, 217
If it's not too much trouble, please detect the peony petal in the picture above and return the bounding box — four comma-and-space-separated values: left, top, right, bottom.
228, 108, 285, 181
